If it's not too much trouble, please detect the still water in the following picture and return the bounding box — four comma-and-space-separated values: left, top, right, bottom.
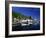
12, 24, 40, 31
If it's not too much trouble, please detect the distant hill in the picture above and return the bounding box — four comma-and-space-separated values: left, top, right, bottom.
12, 11, 32, 19
13, 11, 26, 19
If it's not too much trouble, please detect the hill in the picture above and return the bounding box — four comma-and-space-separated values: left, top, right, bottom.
12, 11, 32, 19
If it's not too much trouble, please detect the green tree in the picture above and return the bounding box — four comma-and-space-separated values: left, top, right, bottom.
29, 16, 32, 19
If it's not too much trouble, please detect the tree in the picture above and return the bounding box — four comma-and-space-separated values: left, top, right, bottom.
29, 16, 32, 19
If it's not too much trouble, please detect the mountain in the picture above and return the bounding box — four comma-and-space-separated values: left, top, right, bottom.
12, 11, 32, 19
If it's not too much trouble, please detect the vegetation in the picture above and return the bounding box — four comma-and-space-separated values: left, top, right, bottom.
12, 11, 32, 19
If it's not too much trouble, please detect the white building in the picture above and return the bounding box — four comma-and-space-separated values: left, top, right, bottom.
20, 19, 33, 26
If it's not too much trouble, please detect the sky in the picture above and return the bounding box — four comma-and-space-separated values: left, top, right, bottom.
12, 7, 40, 20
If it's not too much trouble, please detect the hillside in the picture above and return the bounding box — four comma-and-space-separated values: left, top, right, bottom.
12, 11, 30, 19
